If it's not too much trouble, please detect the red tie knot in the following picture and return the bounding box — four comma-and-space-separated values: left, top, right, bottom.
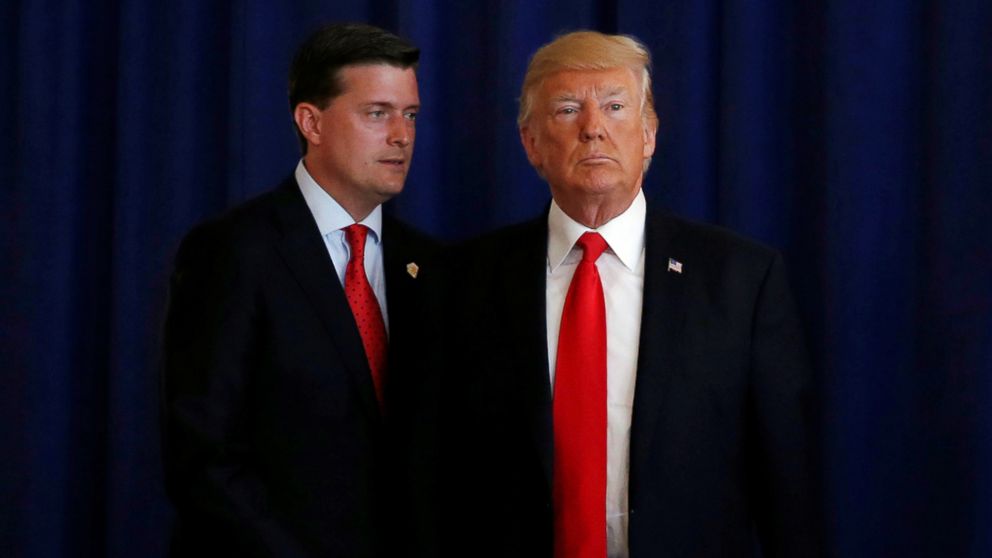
344, 224, 369, 259
576, 232, 608, 263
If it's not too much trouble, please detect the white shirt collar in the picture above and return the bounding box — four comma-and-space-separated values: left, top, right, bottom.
295, 159, 383, 240
547, 188, 646, 272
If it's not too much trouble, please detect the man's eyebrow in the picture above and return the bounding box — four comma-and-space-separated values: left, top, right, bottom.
362, 101, 421, 110
549, 94, 581, 104
548, 87, 630, 104
600, 86, 629, 98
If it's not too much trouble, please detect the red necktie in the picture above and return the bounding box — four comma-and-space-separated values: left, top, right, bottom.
553, 232, 608, 558
343, 224, 388, 407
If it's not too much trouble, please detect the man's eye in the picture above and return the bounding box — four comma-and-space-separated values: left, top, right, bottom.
609, 103, 624, 111
404, 112, 418, 121
369, 110, 385, 118
560, 107, 577, 115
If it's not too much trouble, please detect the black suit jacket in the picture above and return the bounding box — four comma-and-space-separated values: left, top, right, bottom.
162, 177, 440, 558
443, 208, 822, 557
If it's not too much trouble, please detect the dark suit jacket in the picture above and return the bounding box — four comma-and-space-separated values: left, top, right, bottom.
162, 177, 440, 558
442, 207, 822, 558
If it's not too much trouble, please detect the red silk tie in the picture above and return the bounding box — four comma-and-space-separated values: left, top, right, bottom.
553, 232, 608, 558
343, 224, 388, 407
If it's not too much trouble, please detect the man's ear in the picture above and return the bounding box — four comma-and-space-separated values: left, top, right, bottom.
642, 115, 658, 159
294, 103, 323, 147
519, 125, 542, 169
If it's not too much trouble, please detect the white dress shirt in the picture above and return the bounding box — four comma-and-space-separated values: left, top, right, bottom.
546, 189, 646, 558
295, 160, 389, 333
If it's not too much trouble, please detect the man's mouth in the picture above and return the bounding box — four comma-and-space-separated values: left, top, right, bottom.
579, 153, 615, 164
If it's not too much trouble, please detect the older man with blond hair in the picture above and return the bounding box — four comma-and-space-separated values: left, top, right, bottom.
444, 31, 821, 558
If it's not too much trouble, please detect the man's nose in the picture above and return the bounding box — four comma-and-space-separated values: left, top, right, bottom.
388, 117, 412, 147
579, 107, 606, 141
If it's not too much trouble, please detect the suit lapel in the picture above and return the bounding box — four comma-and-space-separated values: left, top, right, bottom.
270, 179, 381, 422
511, 217, 555, 492
381, 215, 423, 391
381, 216, 410, 320
630, 210, 687, 498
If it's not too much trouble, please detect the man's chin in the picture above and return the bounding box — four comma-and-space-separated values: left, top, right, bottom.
371, 181, 406, 202
572, 177, 629, 197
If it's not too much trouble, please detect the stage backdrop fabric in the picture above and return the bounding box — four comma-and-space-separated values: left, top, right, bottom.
2, 1, 990, 557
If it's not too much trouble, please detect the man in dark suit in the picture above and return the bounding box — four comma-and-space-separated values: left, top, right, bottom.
162, 23, 438, 557
444, 31, 821, 557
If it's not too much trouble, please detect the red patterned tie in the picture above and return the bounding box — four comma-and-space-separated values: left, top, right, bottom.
553, 232, 608, 558
343, 224, 388, 408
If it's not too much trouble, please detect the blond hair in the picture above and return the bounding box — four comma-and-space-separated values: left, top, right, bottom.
517, 31, 656, 128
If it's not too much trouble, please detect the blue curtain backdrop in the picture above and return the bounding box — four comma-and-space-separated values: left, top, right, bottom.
2, 1, 990, 556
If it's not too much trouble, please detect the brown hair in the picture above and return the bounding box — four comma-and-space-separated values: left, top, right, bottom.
289, 23, 419, 154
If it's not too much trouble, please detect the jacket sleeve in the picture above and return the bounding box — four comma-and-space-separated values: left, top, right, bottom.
161, 223, 309, 558
749, 251, 825, 557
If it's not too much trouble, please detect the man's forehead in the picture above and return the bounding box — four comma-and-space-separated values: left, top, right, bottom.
335, 64, 419, 102
338, 63, 416, 81
540, 67, 638, 98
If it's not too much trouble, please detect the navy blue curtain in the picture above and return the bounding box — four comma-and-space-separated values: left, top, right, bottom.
2, 1, 990, 557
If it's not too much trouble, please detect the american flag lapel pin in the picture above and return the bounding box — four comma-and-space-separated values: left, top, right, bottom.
667, 257, 683, 274
406, 262, 419, 279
